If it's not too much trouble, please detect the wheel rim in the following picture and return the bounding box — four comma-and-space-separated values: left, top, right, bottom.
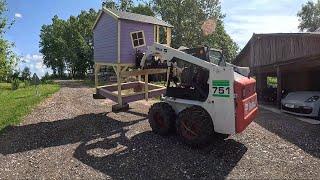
153, 112, 166, 128
181, 119, 200, 140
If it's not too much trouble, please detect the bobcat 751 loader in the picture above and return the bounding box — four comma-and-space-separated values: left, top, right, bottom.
140, 43, 258, 147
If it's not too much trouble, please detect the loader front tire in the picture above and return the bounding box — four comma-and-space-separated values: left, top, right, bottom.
148, 102, 176, 136
176, 106, 214, 147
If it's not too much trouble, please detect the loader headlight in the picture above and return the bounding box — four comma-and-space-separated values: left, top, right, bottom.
305, 96, 320, 102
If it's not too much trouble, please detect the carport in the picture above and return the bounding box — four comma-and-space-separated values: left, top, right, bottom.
234, 33, 320, 108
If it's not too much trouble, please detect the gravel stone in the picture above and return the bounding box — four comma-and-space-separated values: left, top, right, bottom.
0, 81, 319, 179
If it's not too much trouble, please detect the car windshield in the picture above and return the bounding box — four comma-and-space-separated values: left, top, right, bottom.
209, 50, 225, 66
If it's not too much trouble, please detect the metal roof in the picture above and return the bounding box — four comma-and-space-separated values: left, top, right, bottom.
94, 8, 173, 28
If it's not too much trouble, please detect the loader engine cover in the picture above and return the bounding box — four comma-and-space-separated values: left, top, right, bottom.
234, 76, 258, 133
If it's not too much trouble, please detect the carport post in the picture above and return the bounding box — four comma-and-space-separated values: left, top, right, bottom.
276, 66, 282, 109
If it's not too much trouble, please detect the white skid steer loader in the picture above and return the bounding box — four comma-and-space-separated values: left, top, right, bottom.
141, 43, 258, 147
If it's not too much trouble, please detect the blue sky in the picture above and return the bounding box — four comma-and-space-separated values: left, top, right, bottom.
6, 0, 313, 77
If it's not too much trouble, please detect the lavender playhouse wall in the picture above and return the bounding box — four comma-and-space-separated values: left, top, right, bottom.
120, 19, 154, 64
93, 13, 118, 63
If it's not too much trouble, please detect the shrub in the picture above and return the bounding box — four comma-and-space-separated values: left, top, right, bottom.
11, 79, 20, 90
24, 80, 30, 88
41, 79, 54, 84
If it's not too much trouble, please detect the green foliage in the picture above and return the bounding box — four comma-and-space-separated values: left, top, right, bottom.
11, 78, 20, 90
103, 0, 133, 11
39, 9, 98, 78
298, 1, 320, 32
0, 0, 18, 81
130, 4, 155, 16
102, 0, 154, 16
153, 0, 238, 61
0, 83, 60, 131
267, 77, 277, 87
41, 72, 51, 81
24, 80, 30, 88
21, 67, 31, 80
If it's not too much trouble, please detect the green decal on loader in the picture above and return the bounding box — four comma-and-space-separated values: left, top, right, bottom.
212, 80, 230, 98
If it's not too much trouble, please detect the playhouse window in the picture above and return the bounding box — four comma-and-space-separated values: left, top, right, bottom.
130, 31, 145, 48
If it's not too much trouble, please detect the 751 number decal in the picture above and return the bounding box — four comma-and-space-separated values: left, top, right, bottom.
212, 80, 231, 98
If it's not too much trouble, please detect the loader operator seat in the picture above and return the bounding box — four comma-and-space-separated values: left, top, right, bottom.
180, 67, 193, 88
180, 66, 209, 100
193, 68, 209, 99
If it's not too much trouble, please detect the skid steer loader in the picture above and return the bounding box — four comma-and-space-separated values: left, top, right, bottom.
140, 43, 258, 147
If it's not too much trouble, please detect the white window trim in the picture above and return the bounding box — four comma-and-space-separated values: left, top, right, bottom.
130, 30, 146, 49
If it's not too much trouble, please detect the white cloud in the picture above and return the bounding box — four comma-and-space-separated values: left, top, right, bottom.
221, 0, 311, 48
15, 13, 22, 18
19, 54, 51, 77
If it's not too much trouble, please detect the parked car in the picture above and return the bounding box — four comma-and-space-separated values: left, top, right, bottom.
281, 91, 320, 119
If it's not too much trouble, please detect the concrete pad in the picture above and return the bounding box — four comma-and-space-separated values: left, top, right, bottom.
259, 105, 320, 125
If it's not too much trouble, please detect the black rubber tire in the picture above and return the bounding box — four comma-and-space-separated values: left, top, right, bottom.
176, 106, 215, 147
148, 102, 176, 136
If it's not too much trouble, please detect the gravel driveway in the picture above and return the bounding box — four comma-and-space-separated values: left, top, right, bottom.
0, 81, 319, 179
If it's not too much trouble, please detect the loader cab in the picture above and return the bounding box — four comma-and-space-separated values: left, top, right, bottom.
182, 47, 226, 66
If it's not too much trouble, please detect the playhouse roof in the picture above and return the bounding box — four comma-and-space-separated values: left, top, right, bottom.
93, 8, 173, 29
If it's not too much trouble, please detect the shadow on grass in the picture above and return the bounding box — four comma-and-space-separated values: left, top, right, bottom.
0, 113, 247, 179
255, 109, 320, 158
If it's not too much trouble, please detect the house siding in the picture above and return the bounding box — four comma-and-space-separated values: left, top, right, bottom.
120, 19, 154, 64
93, 12, 118, 63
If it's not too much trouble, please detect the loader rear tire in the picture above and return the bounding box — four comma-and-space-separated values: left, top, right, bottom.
148, 102, 176, 136
176, 106, 214, 147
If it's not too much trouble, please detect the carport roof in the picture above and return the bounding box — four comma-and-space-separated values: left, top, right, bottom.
233, 33, 320, 68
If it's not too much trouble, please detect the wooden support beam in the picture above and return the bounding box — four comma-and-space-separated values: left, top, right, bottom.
154, 25, 157, 42
145, 74, 149, 101
94, 63, 100, 88
277, 66, 282, 109
112, 65, 118, 75
166, 28, 172, 46
116, 64, 122, 105
121, 65, 129, 73
156, 25, 160, 43
121, 68, 167, 77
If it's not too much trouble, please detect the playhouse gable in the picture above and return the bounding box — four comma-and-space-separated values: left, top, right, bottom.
93, 12, 118, 64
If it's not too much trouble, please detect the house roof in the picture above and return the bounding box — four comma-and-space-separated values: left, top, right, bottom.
93, 8, 173, 29
233, 33, 320, 67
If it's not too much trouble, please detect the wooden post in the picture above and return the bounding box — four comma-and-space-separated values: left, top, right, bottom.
154, 25, 157, 42
116, 64, 122, 105
138, 68, 141, 81
156, 25, 160, 43
166, 27, 172, 46
145, 74, 149, 101
277, 66, 282, 109
94, 63, 100, 88
256, 73, 267, 97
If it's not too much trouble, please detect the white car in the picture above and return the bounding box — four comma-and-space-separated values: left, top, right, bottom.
281, 91, 320, 119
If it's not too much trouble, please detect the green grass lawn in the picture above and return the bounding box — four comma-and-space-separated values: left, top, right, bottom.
0, 83, 60, 131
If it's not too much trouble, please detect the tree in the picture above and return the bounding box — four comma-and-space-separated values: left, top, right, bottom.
39, 9, 98, 78
102, 0, 154, 16
153, 0, 238, 61
21, 67, 31, 80
102, 0, 133, 11
130, 4, 155, 16
297, 1, 320, 32
39, 16, 66, 77
0, 0, 18, 81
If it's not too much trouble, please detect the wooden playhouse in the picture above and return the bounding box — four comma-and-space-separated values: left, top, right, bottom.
92, 7, 173, 109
